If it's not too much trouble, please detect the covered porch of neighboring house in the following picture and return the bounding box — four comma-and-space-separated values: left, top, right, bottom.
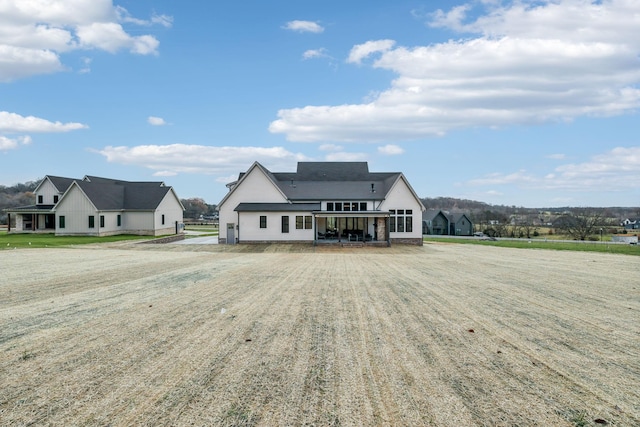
313, 211, 391, 246
5, 206, 56, 233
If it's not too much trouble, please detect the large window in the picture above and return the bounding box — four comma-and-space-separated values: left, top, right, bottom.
281, 215, 289, 233
389, 209, 413, 233
296, 215, 312, 229
260, 215, 267, 228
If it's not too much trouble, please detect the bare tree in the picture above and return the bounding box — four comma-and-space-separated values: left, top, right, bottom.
555, 209, 604, 240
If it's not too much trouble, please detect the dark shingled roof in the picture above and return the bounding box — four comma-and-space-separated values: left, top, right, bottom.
47, 176, 77, 192
76, 180, 172, 210
270, 162, 401, 201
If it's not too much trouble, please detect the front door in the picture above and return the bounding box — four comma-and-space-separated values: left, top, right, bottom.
226, 223, 235, 244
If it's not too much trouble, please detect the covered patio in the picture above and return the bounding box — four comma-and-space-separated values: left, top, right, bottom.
313, 211, 390, 246
5, 206, 56, 233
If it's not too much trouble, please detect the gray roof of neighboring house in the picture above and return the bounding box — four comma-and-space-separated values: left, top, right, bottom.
422, 210, 472, 224
75, 180, 174, 211
47, 176, 77, 192
6, 175, 180, 213
235, 203, 321, 212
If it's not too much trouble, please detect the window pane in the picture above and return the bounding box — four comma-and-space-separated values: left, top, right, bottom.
398, 216, 405, 232
59, 216, 65, 229
296, 215, 303, 229
343, 203, 350, 211
327, 202, 334, 211
305, 216, 312, 229
117, 215, 121, 226
398, 209, 404, 215
100, 215, 105, 227
260, 215, 267, 228
281, 216, 289, 233
360, 202, 367, 211
390, 217, 396, 232
406, 209, 412, 215
352, 202, 358, 211
335, 202, 342, 211
406, 216, 412, 232
88, 216, 94, 228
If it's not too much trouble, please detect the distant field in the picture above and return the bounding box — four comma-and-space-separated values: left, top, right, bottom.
1, 242, 638, 426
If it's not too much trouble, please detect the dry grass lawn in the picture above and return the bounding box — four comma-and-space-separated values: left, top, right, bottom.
1, 242, 639, 426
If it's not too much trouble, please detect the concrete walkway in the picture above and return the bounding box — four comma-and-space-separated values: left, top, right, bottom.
171, 231, 218, 245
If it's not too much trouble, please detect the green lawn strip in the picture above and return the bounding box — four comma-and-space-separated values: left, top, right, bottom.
423, 236, 640, 256
0, 233, 153, 248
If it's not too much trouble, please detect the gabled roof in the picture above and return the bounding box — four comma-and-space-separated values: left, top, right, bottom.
422, 209, 472, 224
218, 161, 289, 208
422, 209, 449, 222
34, 175, 78, 194
220, 161, 423, 206
59, 177, 181, 211
72, 180, 176, 211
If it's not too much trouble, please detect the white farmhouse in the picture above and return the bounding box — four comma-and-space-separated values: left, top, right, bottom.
5, 175, 184, 237
218, 162, 425, 246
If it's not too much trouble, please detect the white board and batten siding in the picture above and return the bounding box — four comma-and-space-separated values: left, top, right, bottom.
237, 211, 314, 242
54, 184, 99, 236
378, 176, 424, 241
35, 179, 61, 205
153, 191, 184, 236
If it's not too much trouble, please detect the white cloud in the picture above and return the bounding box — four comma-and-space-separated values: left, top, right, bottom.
0, 0, 170, 81
0, 111, 87, 133
148, 116, 167, 126
0, 111, 86, 151
378, 144, 404, 155
303, 48, 329, 60
347, 40, 396, 65
96, 144, 311, 175
283, 20, 324, 33
547, 153, 566, 160
0, 135, 31, 151
467, 146, 640, 193
270, 0, 640, 143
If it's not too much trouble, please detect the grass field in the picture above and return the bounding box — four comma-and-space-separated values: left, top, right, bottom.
1, 242, 639, 426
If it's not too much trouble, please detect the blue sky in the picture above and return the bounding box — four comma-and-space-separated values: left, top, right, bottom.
1, 0, 639, 208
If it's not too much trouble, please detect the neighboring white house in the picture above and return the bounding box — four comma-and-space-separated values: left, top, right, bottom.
218, 162, 425, 245
5, 175, 184, 237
